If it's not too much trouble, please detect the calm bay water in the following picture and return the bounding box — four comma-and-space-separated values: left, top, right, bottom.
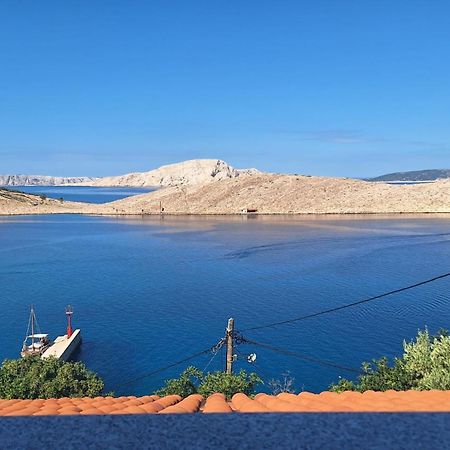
1, 211, 450, 395
11, 185, 154, 203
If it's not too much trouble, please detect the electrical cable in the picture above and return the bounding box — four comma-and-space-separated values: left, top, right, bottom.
239, 271, 450, 332
112, 342, 221, 390
240, 336, 362, 374
203, 339, 225, 372
108, 271, 450, 392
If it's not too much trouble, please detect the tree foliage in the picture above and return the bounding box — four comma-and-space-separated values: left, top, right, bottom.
198, 370, 262, 399
330, 329, 450, 392
154, 366, 202, 398
155, 366, 262, 400
0, 356, 104, 399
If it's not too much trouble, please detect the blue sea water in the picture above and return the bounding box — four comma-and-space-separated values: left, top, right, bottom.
1, 212, 450, 395
8, 186, 154, 203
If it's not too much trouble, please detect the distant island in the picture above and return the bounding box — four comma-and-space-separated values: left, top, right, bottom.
0, 160, 259, 188
368, 169, 450, 182
3, 162, 450, 187
0, 174, 96, 186
1, 159, 449, 216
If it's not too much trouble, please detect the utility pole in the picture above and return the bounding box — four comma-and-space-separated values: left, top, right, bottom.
225, 318, 235, 374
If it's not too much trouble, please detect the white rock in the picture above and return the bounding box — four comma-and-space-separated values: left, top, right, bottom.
90, 159, 260, 187
0, 174, 96, 186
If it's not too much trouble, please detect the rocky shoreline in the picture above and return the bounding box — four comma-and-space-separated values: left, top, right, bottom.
1, 174, 449, 217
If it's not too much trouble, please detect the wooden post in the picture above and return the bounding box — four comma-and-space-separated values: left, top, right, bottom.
226, 318, 235, 374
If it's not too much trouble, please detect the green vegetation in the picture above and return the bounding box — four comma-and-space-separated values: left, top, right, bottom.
331, 329, 450, 392
155, 366, 262, 400
0, 356, 104, 399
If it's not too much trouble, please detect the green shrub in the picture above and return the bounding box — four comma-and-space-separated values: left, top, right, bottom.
0, 356, 104, 399
330, 329, 450, 392
155, 366, 262, 400
198, 370, 262, 399
155, 366, 202, 397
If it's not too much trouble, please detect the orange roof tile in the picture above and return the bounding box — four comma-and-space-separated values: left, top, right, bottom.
203, 393, 233, 413
0, 390, 450, 416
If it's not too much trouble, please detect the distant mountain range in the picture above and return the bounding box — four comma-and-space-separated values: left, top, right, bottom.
0, 174, 96, 186
3, 163, 449, 187
0, 159, 260, 188
368, 169, 450, 182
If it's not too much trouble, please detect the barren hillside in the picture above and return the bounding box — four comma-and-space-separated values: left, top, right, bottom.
1, 175, 449, 216
106, 174, 450, 215
0, 159, 259, 188
88, 159, 259, 187
0, 188, 99, 215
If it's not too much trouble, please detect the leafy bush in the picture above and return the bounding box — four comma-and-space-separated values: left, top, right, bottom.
0, 356, 104, 399
155, 366, 202, 398
155, 366, 262, 400
198, 370, 262, 399
330, 329, 450, 392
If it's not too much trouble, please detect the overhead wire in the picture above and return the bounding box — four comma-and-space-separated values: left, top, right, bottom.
112, 341, 222, 390
109, 272, 450, 392
203, 338, 225, 372
240, 336, 362, 374
239, 271, 450, 332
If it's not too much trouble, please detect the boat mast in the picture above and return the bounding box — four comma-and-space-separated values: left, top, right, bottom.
30, 306, 35, 350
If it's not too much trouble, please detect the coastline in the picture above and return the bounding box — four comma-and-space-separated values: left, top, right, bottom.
2, 211, 450, 219
2, 173, 449, 217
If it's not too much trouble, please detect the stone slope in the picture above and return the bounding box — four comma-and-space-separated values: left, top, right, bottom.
0, 159, 258, 188
0, 188, 99, 215
2, 174, 449, 216
106, 174, 450, 215
89, 159, 259, 187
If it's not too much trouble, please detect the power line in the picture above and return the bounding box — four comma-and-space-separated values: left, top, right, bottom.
109, 269, 449, 393
111, 342, 220, 390
239, 271, 450, 332
240, 336, 361, 374
203, 339, 225, 372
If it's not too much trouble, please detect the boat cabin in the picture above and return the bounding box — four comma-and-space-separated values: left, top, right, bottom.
21, 333, 52, 357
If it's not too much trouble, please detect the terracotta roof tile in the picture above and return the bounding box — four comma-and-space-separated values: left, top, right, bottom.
0, 390, 450, 415
203, 393, 233, 413
231, 393, 271, 413
159, 394, 203, 414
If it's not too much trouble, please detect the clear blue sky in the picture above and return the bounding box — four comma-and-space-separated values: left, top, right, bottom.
1, 1, 449, 177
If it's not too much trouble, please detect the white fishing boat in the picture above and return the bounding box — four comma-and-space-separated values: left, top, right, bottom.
21, 307, 52, 357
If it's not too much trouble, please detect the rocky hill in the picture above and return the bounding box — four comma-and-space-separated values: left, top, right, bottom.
2, 173, 449, 216
368, 169, 450, 182
106, 173, 450, 215
0, 160, 259, 188
88, 159, 259, 187
0, 174, 96, 186
0, 188, 99, 215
